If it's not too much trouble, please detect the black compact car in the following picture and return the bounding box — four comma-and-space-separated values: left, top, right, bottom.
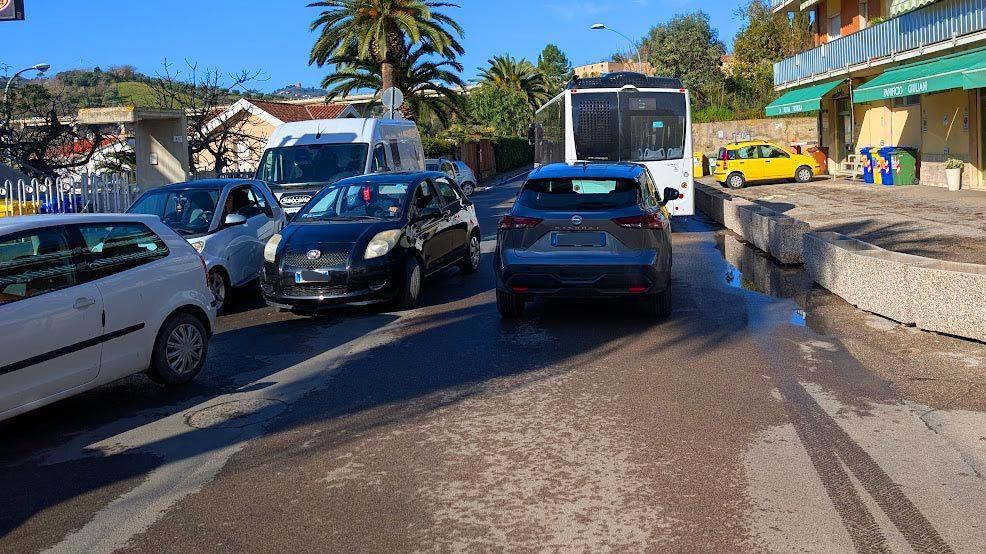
494, 163, 678, 319
261, 172, 481, 312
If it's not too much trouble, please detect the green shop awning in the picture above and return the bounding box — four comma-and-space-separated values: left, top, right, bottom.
765, 80, 845, 117
890, 0, 939, 17
854, 47, 986, 104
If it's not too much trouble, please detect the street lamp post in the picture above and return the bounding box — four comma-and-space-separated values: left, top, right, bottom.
2, 62, 51, 106
590, 24, 643, 74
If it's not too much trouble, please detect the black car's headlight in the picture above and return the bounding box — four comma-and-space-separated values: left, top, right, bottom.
364, 230, 401, 260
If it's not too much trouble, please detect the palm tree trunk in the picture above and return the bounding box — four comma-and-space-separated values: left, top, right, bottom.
380, 62, 396, 94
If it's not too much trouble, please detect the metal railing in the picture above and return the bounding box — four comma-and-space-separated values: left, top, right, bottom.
775, 0, 986, 87
1, 173, 139, 218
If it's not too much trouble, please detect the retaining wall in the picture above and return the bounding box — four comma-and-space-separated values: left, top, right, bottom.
693, 182, 986, 343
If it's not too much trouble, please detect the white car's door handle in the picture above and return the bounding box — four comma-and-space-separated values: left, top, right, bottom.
73, 297, 97, 310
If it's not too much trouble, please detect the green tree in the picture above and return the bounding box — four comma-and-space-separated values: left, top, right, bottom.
537, 44, 573, 94
320, 44, 466, 126
478, 55, 549, 110
641, 12, 726, 108
731, 0, 812, 108
468, 85, 532, 137
309, 0, 464, 94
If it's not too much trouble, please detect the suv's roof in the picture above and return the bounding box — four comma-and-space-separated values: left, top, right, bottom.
529, 162, 645, 181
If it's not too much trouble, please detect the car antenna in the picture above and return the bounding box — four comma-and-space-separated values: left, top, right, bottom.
316, 124, 322, 140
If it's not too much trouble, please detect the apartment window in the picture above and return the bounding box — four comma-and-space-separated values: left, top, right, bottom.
829, 13, 842, 39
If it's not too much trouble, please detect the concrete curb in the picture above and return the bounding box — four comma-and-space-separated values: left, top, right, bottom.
694, 182, 986, 343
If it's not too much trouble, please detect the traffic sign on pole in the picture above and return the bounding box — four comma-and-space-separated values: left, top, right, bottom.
381, 87, 405, 120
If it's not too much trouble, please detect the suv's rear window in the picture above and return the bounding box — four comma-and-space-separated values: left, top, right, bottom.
518, 178, 641, 211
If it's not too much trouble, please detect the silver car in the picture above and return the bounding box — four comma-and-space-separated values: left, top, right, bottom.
493, 163, 678, 319
425, 158, 478, 196
128, 179, 286, 312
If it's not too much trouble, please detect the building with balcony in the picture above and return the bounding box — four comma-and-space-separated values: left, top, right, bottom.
767, 0, 986, 189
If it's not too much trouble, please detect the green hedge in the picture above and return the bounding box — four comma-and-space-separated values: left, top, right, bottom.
422, 136, 458, 158
493, 137, 534, 172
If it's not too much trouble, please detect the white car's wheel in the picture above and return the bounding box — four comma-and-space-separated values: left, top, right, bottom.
461, 182, 476, 196
148, 313, 208, 385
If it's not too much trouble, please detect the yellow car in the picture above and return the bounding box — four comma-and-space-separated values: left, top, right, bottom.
713, 140, 821, 189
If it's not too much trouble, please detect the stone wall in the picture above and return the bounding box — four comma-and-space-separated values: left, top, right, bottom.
692, 117, 818, 157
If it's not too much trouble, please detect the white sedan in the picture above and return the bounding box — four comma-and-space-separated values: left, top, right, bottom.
0, 214, 217, 423
128, 179, 286, 311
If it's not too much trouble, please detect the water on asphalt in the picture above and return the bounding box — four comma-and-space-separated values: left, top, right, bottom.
0, 175, 984, 553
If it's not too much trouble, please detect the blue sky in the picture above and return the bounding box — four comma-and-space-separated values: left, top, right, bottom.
0, 0, 744, 92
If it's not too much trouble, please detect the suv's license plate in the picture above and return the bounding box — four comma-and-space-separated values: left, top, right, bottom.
551, 232, 606, 247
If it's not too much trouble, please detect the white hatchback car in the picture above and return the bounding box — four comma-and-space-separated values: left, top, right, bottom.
128, 179, 286, 311
425, 158, 479, 196
0, 214, 217, 423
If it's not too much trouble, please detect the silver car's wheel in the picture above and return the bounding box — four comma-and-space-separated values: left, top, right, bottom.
462, 182, 476, 196
208, 270, 227, 312
166, 323, 205, 375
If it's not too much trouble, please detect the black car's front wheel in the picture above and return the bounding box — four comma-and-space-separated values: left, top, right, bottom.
460, 233, 481, 274
496, 288, 525, 318
397, 257, 422, 309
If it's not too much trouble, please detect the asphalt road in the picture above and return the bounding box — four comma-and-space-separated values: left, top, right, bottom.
2, 175, 985, 553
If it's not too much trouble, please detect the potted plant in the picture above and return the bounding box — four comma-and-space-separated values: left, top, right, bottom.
945, 158, 964, 191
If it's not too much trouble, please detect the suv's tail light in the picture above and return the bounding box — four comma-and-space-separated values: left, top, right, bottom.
499, 215, 543, 230
613, 213, 666, 229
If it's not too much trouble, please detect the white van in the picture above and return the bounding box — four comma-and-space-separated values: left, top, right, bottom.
255, 118, 425, 213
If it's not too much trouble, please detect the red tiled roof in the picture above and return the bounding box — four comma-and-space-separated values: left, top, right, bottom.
306, 103, 350, 119
245, 99, 350, 123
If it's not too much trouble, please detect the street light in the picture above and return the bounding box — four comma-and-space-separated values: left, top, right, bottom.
3, 63, 51, 103
591, 24, 643, 74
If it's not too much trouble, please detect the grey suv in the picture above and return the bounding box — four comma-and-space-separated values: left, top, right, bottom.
493, 163, 678, 318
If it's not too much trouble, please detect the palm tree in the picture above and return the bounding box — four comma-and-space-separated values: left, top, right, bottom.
321, 44, 466, 126
478, 55, 550, 110
309, 0, 464, 93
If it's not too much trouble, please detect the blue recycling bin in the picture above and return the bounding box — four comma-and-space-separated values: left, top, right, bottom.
860, 147, 875, 184
878, 147, 896, 186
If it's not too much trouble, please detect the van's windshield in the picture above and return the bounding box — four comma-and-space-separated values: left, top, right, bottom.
256, 143, 369, 186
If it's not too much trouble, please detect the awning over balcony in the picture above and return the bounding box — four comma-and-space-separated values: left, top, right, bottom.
853, 47, 986, 104
890, 0, 939, 17
765, 80, 845, 117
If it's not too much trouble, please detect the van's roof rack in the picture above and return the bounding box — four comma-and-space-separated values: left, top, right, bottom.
567, 72, 684, 90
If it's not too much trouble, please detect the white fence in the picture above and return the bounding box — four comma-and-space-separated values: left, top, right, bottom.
0, 174, 139, 218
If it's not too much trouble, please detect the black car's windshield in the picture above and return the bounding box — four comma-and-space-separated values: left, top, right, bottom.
257, 143, 369, 186
297, 183, 410, 222
519, 178, 642, 211
128, 189, 220, 236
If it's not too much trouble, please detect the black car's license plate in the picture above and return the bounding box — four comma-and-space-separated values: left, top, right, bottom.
295, 269, 332, 284
551, 232, 606, 247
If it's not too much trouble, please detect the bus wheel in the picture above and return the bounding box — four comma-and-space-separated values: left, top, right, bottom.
726, 172, 746, 189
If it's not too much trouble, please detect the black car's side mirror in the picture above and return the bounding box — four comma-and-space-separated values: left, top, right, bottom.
660, 187, 682, 206
412, 207, 441, 223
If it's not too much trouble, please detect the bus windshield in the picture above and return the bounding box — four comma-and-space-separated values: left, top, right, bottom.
256, 143, 369, 186
571, 91, 686, 163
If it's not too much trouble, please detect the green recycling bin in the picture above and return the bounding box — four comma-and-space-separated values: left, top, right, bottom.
891, 148, 918, 186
